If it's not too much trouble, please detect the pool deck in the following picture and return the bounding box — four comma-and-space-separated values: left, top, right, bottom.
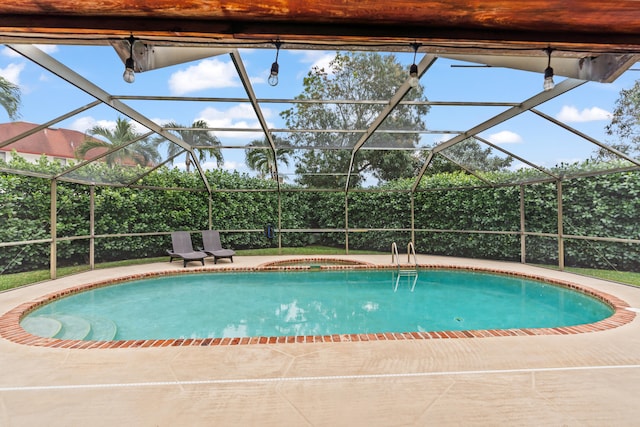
1, 255, 640, 426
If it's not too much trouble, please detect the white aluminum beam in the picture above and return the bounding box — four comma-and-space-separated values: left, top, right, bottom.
229, 49, 281, 190
530, 108, 640, 168
411, 78, 585, 191
441, 53, 639, 83
345, 53, 437, 191
7, 44, 212, 194
0, 100, 101, 149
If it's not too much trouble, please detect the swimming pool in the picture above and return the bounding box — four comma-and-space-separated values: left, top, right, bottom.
19, 269, 615, 342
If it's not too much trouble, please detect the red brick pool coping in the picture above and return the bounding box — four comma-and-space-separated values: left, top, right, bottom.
0, 262, 635, 349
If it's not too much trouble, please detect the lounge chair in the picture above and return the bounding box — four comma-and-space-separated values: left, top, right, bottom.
167, 231, 207, 267
201, 230, 235, 264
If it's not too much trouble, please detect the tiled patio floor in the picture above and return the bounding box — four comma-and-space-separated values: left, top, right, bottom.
1, 255, 640, 426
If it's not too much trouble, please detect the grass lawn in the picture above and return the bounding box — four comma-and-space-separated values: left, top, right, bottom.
0, 257, 164, 291
2, 249, 638, 291
0, 247, 381, 291
563, 266, 640, 287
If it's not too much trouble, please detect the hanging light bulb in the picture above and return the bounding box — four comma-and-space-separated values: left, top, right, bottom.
408, 43, 421, 88
268, 62, 279, 86
543, 48, 554, 91
123, 35, 136, 84
123, 57, 135, 83
409, 64, 419, 88
268, 41, 282, 87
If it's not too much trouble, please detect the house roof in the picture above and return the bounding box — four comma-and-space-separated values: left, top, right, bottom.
0, 122, 90, 159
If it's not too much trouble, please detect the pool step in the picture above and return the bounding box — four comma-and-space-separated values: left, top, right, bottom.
20, 316, 62, 338
85, 317, 117, 341
20, 315, 117, 341
52, 314, 91, 340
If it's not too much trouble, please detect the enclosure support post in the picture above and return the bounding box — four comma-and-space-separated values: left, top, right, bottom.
557, 179, 565, 271
344, 193, 349, 254
277, 191, 282, 252
89, 185, 95, 270
410, 192, 415, 246
208, 194, 212, 230
520, 185, 526, 264
50, 179, 57, 280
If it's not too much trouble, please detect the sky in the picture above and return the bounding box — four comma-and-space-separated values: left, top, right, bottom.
0, 43, 638, 182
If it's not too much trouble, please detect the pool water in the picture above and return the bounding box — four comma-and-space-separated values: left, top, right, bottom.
21, 270, 613, 341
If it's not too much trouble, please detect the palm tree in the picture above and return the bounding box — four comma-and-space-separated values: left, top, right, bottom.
0, 76, 21, 120
245, 136, 292, 180
75, 116, 159, 166
156, 120, 223, 172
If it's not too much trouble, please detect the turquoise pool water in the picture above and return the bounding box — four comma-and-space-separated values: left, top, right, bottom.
21, 270, 613, 341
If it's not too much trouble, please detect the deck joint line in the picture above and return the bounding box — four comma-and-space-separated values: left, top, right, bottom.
2, 364, 640, 392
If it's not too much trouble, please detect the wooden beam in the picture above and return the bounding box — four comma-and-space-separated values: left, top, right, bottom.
1, 1, 639, 34
1, 1, 640, 51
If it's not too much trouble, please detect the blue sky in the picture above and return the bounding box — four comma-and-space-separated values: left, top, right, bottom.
0, 43, 638, 180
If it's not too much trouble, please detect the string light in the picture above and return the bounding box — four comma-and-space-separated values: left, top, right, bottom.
123, 35, 136, 84
543, 47, 554, 91
268, 41, 282, 86
409, 43, 421, 88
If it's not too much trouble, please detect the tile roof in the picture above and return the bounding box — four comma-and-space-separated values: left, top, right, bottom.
0, 121, 100, 159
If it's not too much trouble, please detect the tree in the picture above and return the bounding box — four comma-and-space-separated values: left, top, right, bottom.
245, 136, 292, 180
0, 76, 21, 120
156, 120, 223, 172
602, 79, 640, 159
75, 117, 159, 167
281, 52, 430, 188
421, 138, 513, 175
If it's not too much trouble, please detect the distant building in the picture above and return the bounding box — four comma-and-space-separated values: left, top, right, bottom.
0, 121, 98, 165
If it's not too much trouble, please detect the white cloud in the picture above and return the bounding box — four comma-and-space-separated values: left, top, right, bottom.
486, 130, 523, 144
172, 161, 187, 171
69, 117, 155, 138
508, 161, 530, 171
151, 117, 176, 127
0, 63, 25, 85
70, 116, 182, 136
68, 117, 96, 132
250, 75, 266, 85
130, 122, 152, 135
2, 45, 58, 59
168, 58, 239, 95
196, 104, 272, 139
295, 51, 334, 72
196, 159, 249, 173
219, 160, 246, 171
1, 47, 19, 58
236, 58, 267, 85
290, 51, 335, 79
432, 134, 454, 144
68, 117, 116, 133
556, 105, 612, 123
36, 45, 59, 55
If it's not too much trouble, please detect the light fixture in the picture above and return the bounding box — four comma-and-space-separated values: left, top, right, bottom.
409, 43, 421, 88
123, 35, 136, 84
268, 41, 282, 87
543, 47, 554, 91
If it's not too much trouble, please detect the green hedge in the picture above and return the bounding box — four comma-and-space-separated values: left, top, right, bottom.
1, 159, 639, 273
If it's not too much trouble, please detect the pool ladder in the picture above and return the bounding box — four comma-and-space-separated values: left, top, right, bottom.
391, 242, 418, 292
